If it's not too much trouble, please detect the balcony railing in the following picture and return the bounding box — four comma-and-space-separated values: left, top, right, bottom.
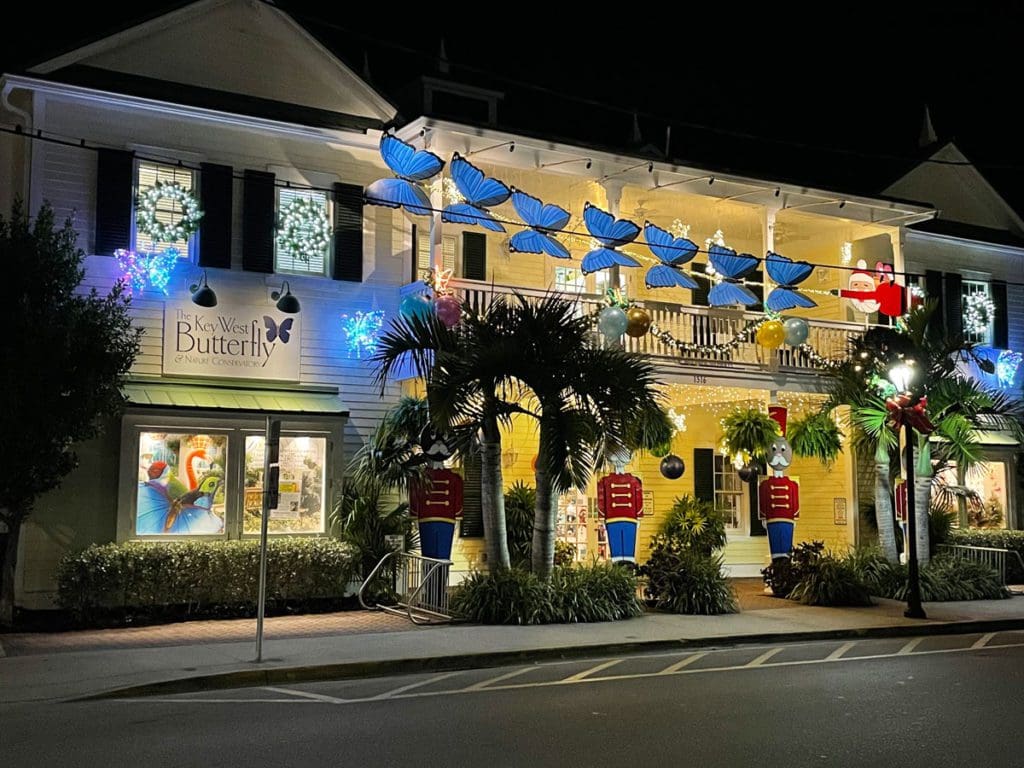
411, 279, 865, 374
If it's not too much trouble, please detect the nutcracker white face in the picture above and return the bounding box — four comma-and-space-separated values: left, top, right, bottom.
768, 436, 793, 470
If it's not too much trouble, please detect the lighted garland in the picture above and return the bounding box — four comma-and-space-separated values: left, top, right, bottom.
136, 181, 203, 243
115, 247, 179, 295
277, 196, 331, 263
963, 293, 996, 335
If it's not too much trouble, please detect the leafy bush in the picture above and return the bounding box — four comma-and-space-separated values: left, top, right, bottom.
788, 411, 843, 464
330, 485, 414, 581
505, 481, 537, 568
57, 538, 359, 625
658, 495, 727, 556
947, 529, 1024, 583
929, 506, 956, 554
853, 550, 1010, 601
762, 541, 872, 606
450, 563, 643, 625
641, 542, 737, 615
554, 540, 576, 567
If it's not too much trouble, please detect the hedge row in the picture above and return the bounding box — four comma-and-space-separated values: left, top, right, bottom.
57, 538, 358, 624
947, 529, 1024, 583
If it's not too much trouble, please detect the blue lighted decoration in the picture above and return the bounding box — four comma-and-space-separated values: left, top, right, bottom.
441, 154, 511, 232
115, 247, 180, 295
508, 189, 572, 258
643, 221, 698, 289
764, 251, 817, 312
580, 203, 641, 274
707, 244, 759, 306
365, 134, 444, 216
342, 310, 386, 358
997, 349, 1023, 389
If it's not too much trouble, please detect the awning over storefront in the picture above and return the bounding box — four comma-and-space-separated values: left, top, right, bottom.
123, 379, 348, 417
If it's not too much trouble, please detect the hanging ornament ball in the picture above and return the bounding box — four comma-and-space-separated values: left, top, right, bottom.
625, 307, 652, 338
782, 317, 810, 346
737, 464, 758, 483
650, 440, 671, 458
756, 320, 786, 349
597, 306, 629, 339
660, 454, 685, 480
400, 293, 434, 321
434, 295, 462, 328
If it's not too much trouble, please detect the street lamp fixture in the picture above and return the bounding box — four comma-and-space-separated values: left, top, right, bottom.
271, 281, 301, 314
887, 360, 927, 619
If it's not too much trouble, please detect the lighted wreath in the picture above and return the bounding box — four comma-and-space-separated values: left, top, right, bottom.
136, 181, 203, 243
963, 292, 996, 335
277, 196, 331, 262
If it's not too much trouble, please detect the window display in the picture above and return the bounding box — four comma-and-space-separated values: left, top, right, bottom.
135, 432, 227, 535
937, 460, 1010, 528
244, 435, 327, 534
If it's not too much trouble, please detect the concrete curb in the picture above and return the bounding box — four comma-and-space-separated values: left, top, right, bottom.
77, 617, 1024, 702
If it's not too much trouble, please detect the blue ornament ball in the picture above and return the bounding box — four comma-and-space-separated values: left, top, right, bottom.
400, 293, 434, 321
783, 317, 810, 347
598, 306, 629, 339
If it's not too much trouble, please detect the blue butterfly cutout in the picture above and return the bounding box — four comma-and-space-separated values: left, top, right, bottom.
764, 251, 818, 312
264, 316, 294, 343
508, 188, 572, 259
644, 221, 699, 289
708, 244, 760, 306
364, 134, 445, 217
580, 203, 641, 274
441, 154, 511, 233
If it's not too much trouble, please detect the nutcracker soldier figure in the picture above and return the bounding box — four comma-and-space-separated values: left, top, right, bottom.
758, 406, 800, 560
597, 454, 645, 565
409, 466, 463, 560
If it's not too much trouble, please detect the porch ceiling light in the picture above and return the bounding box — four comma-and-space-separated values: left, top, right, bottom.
272, 281, 301, 314
189, 271, 217, 308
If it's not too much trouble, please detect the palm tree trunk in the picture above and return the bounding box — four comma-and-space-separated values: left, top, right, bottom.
873, 441, 899, 564
956, 462, 969, 529
479, 410, 510, 571
531, 440, 557, 580
913, 438, 932, 566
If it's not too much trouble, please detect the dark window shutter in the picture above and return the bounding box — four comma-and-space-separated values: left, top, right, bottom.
925, 270, 944, 339
749, 268, 764, 310
94, 148, 134, 255
333, 182, 363, 281
198, 163, 232, 268
748, 462, 766, 536
242, 170, 275, 273
460, 453, 483, 538
991, 280, 1009, 348
691, 262, 710, 306
943, 271, 963, 339
693, 448, 715, 503
462, 232, 487, 280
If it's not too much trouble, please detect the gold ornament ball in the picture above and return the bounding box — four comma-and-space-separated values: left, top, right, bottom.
756, 320, 786, 349
625, 307, 652, 338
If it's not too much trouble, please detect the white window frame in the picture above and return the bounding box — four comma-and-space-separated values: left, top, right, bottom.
714, 453, 749, 535
554, 266, 586, 294
274, 186, 331, 277
132, 159, 199, 262
962, 280, 994, 345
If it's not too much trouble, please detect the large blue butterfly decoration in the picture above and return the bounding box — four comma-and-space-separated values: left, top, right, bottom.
365, 134, 445, 217
764, 252, 817, 312
508, 189, 572, 258
580, 203, 641, 274
441, 154, 511, 232
708, 244, 759, 306
643, 222, 699, 289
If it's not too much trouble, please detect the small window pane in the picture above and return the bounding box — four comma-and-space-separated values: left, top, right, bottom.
135, 161, 196, 255
243, 435, 327, 534
554, 267, 585, 293
136, 432, 227, 535
962, 280, 993, 345
276, 188, 329, 275
714, 454, 743, 530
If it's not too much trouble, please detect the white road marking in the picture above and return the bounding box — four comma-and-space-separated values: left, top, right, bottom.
369, 671, 463, 699
896, 637, 925, 655
462, 666, 535, 691
129, 698, 323, 704
264, 686, 348, 703
745, 648, 783, 667
562, 659, 623, 682
659, 652, 708, 674
971, 633, 996, 649
825, 642, 857, 661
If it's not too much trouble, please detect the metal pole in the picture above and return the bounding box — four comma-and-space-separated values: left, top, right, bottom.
903, 421, 927, 619
255, 415, 272, 661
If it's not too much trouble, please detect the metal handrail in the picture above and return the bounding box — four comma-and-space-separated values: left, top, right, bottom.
358, 550, 455, 624
937, 543, 1024, 586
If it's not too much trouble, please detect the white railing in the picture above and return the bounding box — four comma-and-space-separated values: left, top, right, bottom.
444, 278, 864, 373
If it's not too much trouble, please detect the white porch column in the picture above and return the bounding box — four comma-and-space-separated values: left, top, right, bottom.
601, 180, 625, 293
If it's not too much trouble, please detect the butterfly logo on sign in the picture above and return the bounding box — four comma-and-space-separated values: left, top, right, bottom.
264, 316, 294, 344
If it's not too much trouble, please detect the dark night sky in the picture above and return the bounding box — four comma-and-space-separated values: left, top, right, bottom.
3, 2, 1022, 209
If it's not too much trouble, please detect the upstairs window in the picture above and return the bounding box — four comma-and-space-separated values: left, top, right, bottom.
962, 280, 994, 345
134, 160, 197, 258
275, 188, 330, 276
554, 266, 585, 294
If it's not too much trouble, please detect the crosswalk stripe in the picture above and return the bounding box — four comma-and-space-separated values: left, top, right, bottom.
825, 642, 857, 661
370, 671, 463, 699
746, 648, 783, 667
896, 637, 925, 655
463, 666, 535, 691
971, 632, 996, 649
659, 652, 708, 674
263, 686, 348, 703
562, 659, 623, 682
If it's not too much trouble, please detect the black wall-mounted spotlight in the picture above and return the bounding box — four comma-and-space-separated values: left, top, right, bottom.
189, 271, 217, 308
585, 159, 592, 169
272, 281, 301, 314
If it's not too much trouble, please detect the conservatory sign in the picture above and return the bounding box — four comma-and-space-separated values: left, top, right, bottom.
162, 301, 301, 381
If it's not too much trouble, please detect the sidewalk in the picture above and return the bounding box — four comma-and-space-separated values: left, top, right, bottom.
2, 593, 1023, 705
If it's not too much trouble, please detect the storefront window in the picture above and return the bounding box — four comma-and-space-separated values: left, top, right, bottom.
937, 460, 1010, 528
135, 432, 227, 535
243, 435, 327, 534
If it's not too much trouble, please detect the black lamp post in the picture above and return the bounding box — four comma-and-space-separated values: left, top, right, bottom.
888, 362, 927, 620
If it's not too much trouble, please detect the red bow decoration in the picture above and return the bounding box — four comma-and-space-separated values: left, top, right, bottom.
886, 394, 935, 434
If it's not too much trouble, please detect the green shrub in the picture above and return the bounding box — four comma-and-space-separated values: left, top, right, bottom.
57, 538, 358, 625
762, 541, 872, 606
504, 481, 537, 568
948, 529, 1024, 582
850, 548, 1010, 601
929, 507, 956, 554
641, 543, 738, 615
554, 540, 576, 567
450, 563, 643, 625
658, 495, 727, 556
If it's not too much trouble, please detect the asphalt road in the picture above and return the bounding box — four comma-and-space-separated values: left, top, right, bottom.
3, 632, 1024, 767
